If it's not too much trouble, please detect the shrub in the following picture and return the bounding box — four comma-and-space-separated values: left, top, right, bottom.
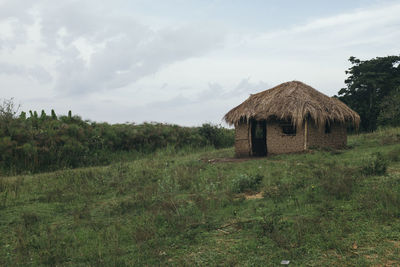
198, 123, 234, 149
314, 163, 357, 199
0, 101, 235, 175
21, 211, 39, 228
321, 172, 356, 199
262, 181, 291, 202
231, 174, 263, 193
361, 152, 388, 176
358, 180, 400, 220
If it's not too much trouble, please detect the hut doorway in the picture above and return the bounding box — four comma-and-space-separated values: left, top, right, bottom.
251, 120, 267, 156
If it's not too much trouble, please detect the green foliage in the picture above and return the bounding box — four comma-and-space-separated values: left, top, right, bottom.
231, 173, 263, 193
377, 86, 400, 127
0, 127, 400, 266
198, 123, 234, 149
0, 98, 19, 122
338, 55, 400, 131
0, 101, 234, 175
318, 165, 356, 199
263, 180, 291, 202
51, 109, 57, 120
361, 152, 388, 176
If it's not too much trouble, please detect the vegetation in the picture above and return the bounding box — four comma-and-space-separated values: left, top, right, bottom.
0, 54, 399, 265
338, 55, 400, 131
0, 99, 233, 176
0, 127, 399, 266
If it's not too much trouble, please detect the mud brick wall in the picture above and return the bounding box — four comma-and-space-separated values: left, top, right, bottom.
266, 122, 305, 154
307, 122, 347, 149
234, 120, 347, 156
234, 123, 251, 157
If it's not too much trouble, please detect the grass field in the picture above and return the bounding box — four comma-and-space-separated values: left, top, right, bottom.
0, 127, 399, 266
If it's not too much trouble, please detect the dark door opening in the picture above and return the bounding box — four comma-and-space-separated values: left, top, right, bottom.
251, 120, 267, 156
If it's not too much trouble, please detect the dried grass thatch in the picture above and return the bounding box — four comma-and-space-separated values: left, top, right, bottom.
224, 81, 360, 129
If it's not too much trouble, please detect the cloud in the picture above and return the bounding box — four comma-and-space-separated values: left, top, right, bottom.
229, 78, 269, 96
0, 1, 227, 96
150, 78, 268, 108
53, 24, 226, 95
128, 77, 269, 125
0, 62, 52, 83
0, 0, 399, 126
246, 2, 400, 55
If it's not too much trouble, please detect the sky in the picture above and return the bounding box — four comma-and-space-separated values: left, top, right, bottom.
0, 0, 399, 126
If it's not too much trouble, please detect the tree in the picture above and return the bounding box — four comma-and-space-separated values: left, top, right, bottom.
51, 109, 57, 120
338, 56, 400, 131
377, 86, 400, 127
0, 98, 19, 122
0, 98, 20, 135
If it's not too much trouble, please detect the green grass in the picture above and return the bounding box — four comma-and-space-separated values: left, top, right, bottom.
0, 128, 400, 266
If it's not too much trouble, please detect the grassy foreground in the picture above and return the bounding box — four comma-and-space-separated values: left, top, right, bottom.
0, 128, 399, 266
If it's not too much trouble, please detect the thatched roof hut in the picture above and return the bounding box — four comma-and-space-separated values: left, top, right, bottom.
224, 80, 360, 129
224, 81, 360, 157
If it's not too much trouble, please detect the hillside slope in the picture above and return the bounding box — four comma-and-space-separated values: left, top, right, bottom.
0, 128, 399, 266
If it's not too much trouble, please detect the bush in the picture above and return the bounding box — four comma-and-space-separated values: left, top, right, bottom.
0, 102, 235, 175
321, 172, 356, 199
231, 174, 263, 193
198, 123, 234, 149
313, 163, 357, 199
262, 181, 291, 202
361, 152, 388, 176
358, 179, 400, 220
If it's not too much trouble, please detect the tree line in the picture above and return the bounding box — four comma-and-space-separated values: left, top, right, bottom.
337, 55, 400, 131
0, 100, 233, 175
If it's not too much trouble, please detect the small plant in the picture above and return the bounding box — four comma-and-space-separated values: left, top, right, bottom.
313, 163, 357, 199
21, 211, 39, 228
262, 181, 291, 202
231, 173, 263, 193
361, 152, 388, 176
321, 172, 355, 199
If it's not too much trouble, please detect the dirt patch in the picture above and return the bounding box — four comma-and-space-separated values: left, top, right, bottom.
364, 254, 378, 260
244, 192, 263, 200
202, 157, 265, 164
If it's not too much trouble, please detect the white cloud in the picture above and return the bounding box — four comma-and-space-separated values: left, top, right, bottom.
0, 0, 398, 125
0, 0, 227, 96
0, 62, 52, 83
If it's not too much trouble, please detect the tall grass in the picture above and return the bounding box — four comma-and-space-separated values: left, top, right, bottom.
0, 108, 234, 175
0, 125, 399, 265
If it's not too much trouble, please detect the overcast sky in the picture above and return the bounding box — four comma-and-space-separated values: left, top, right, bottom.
0, 0, 399, 126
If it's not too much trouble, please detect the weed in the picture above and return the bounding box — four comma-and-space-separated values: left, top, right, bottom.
231, 173, 263, 193
133, 218, 157, 244
321, 172, 356, 199
263, 181, 291, 202
361, 152, 388, 176
313, 163, 356, 199
257, 210, 292, 249
21, 212, 39, 228
358, 179, 400, 220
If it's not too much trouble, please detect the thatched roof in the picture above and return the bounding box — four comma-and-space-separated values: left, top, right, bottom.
224, 81, 360, 129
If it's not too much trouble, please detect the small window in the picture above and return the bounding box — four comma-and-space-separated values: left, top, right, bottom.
325, 122, 331, 134
282, 124, 296, 135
